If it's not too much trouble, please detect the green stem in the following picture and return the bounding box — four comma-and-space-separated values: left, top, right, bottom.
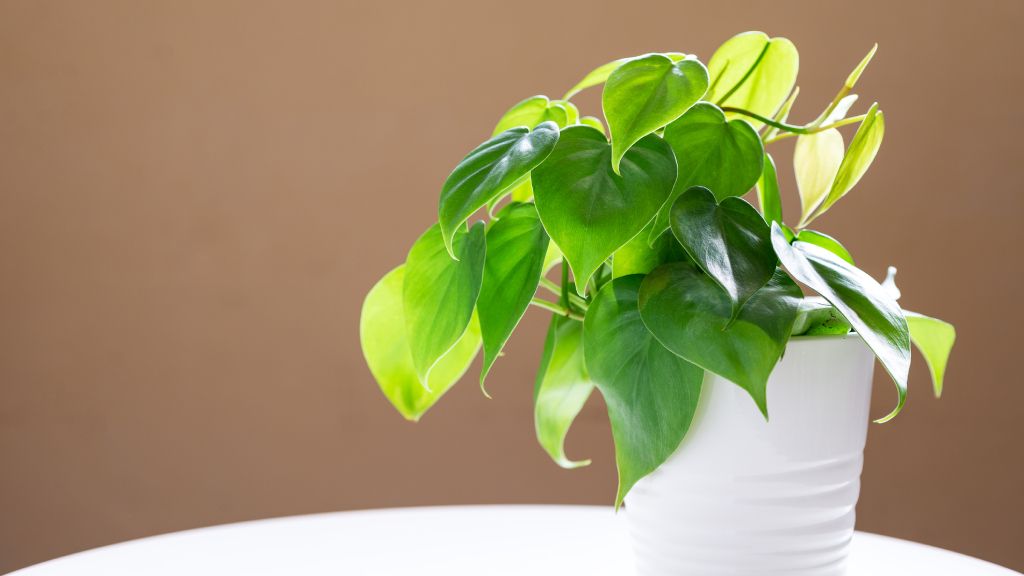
723, 106, 867, 140
560, 258, 570, 308
540, 277, 588, 309
715, 42, 771, 106
764, 114, 867, 143
530, 297, 585, 321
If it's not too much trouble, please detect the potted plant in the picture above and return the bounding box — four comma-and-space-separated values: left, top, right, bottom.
359, 31, 956, 575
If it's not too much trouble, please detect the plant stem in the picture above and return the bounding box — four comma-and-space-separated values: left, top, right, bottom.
764, 114, 866, 143
530, 297, 585, 321
540, 277, 588, 309
723, 107, 866, 140
560, 258, 570, 309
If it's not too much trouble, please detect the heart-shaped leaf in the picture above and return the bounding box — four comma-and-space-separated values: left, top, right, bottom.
638, 264, 802, 416
580, 115, 606, 135
563, 53, 688, 100
905, 311, 956, 397
584, 275, 703, 507
651, 102, 763, 238
360, 266, 481, 421
492, 96, 570, 135
794, 128, 844, 226
603, 54, 708, 173
796, 229, 854, 264
707, 31, 799, 130
669, 186, 776, 315
438, 122, 559, 256
756, 152, 783, 225
534, 315, 594, 468
404, 222, 487, 381
477, 203, 550, 389
532, 125, 677, 295
771, 223, 910, 422
807, 103, 885, 224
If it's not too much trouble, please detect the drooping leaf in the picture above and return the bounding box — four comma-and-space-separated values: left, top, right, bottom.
534, 315, 594, 468
771, 223, 910, 422
360, 266, 481, 421
584, 275, 703, 507
477, 203, 550, 389
603, 54, 708, 173
669, 186, 776, 315
438, 123, 559, 256
905, 311, 956, 397
404, 222, 487, 381
651, 102, 763, 238
532, 125, 677, 295
492, 96, 569, 135
794, 128, 844, 226
612, 226, 687, 279
563, 52, 688, 100
638, 264, 802, 416
707, 31, 799, 129
797, 229, 854, 265
756, 152, 783, 224
807, 103, 885, 223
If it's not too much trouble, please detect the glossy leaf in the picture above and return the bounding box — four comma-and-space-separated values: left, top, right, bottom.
361, 266, 481, 421
492, 96, 568, 135
584, 276, 703, 507
603, 54, 708, 173
652, 102, 763, 238
439, 123, 559, 256
905, 311, 956, 397
756, 152, 783, 224
670, 186, 775, 315
478, 203, 550, 388
563, 52, 687, 100
612, 226, 686, 279
532, 126, 677, 295
807, 103, 885, 223
771, 223, 910, 422
797, 229, 854, 264
404, 222, 487, 381
707, 32, 799, 129
534, 315, 594, 468
794, 128, 844, 226
639, 264, 801, 416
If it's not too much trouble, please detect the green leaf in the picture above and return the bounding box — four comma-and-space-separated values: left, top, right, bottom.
794, 128, 844, 226
807, 103, 885, 223
846, 44, 878, 92
360, 266, 481, 421
669, 186, 776, 315
492, 96, 569, 135
478, 203, 550, 389
551, 99, 580, 125
905, 311, 956, 397
638, 264, 801, 416
534, 315, 594, 468
584, 275, 703, 507
651, 102, 763, 238
756, 152, 783, 225
580, 115, 606, 135
771, 223, 910, 422
763, 86, 800, 141
532, 126, 677, 295
438, 123, 559, 256
797, 229, 854, 264
603, 54, 708, 173
707, 31, 799, 130
563, 52, 688, 100
612, 226, 686, 279
404, 222, 487, 381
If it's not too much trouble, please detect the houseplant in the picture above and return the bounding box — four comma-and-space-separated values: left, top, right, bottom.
359, 31, 955, 575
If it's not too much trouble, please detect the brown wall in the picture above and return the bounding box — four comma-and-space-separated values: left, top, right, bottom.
2, 0, 1022, 572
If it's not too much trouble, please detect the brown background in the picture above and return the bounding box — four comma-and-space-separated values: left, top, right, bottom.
2, 0, 1022, 572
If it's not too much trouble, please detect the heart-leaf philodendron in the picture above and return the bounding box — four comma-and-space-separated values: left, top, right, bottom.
359, 33, 956, 504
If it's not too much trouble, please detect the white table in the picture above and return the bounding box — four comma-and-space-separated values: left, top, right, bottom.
8, 506, 1020, 575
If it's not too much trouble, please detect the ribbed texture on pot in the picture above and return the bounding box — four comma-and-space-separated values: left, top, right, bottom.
624, 335, 875, 576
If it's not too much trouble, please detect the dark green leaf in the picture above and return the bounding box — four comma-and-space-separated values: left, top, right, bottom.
404, 222, 487, 381
652, 102, 763, 238
533, 126, 677, 295
669, 186, 776, 315
584, 276, 703, 507
797, 229, 854, 264
603, 54, 708, 173
771, 223, 910, 422
360, 266, 481, 421
478, 203, 550, 389
638, 264, 801, 416
534, 315, 594, 468
438, 123, 559, 256
612, 226, 687, 279
905, 311, 956, 397
756, 152, 783, 224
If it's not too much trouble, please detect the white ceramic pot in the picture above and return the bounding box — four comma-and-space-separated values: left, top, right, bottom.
625, 334, 875, 576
